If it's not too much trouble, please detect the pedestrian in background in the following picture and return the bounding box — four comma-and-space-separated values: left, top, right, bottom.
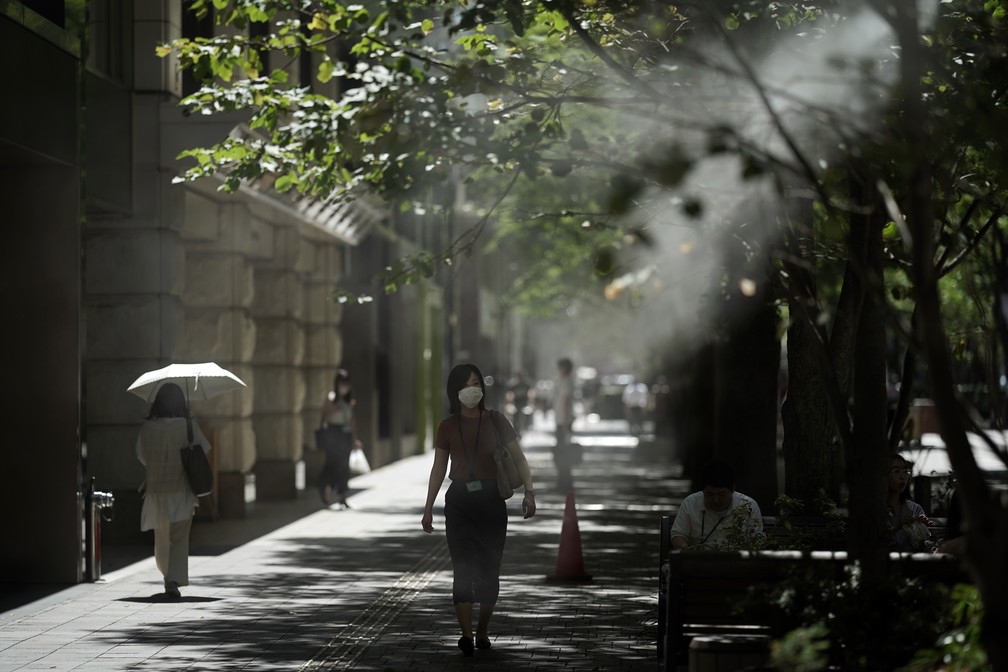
135, 383, 211, 599
505, 372, 531, 436
622, 379, 650, 437
553, 357, 576, 491
318, 368, 363, 509
421, 363, 537, 657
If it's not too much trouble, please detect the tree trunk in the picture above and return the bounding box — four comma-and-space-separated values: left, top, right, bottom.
669, 299, 780, 509
888, 342, 916, 451
715, 300, 781, 511
845, 208, 891, 577
780, 199, 839, 507
779, 189, 877, 511
888, 2, 1008, 668
781, 314, 836, 505
669, 343, 717, 485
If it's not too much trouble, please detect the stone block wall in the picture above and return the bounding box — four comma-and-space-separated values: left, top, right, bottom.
83, 2, 361, 540
88, 180, 352, 523
175, 194, 258, 514
251, 224, 305, 499
85, 194, 189, 538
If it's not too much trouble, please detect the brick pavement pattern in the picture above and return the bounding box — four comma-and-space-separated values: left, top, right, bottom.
0, 419, 688, 671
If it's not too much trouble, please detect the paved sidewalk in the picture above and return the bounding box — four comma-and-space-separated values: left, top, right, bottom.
0, 418, 687, 671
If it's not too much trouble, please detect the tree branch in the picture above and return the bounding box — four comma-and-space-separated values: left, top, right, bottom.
554, 4, 666, 102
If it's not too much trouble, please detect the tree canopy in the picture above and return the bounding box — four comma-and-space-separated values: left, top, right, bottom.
166, 2, 837, 307
164, 3, 1008, 665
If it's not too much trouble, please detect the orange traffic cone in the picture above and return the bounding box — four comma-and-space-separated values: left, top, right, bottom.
546, 490, 593, 583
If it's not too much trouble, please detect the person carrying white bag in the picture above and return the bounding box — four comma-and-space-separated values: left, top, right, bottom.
349, 445, 371, 475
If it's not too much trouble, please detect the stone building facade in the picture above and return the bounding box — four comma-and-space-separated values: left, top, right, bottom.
1, 0, 522, 584
79, 2, 392, 528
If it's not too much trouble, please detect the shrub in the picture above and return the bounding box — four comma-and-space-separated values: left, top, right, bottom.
900, 583, 989, 671
741, 562, 954, 670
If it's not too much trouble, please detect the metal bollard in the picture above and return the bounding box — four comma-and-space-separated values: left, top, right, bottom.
84, 478, 115, 582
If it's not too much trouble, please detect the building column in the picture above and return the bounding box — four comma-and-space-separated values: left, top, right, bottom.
251, 224, 308, 499
175, 192, 257, 518
84, 85, 190, 539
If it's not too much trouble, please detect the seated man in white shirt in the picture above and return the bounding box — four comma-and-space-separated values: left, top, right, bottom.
670, 459, 765, 549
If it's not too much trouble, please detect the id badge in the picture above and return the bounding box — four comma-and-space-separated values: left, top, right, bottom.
466, 480, 483, 493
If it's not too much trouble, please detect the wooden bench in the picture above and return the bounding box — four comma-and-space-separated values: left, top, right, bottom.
657, 515, 967, 671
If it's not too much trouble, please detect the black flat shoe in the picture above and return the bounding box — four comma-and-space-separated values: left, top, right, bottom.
476, 636, 492, 650
458, 636, 474, 657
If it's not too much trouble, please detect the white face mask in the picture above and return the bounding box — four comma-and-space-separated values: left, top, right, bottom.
458, 386, 483, 408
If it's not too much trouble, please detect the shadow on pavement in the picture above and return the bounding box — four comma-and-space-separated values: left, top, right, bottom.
117, 594, 224, 604
82, 440, 680, 670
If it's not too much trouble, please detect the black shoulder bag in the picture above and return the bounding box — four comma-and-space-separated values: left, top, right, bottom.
180, 417, 213, 497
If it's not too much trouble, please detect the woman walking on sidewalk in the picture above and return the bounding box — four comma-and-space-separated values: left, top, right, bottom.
135, 383, 212, 599
317, 368, 363, 508
421, 363, 537, 656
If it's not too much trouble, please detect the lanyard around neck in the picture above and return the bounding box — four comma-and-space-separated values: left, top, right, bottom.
700, 510, 727, 544
457, 412, 483, 479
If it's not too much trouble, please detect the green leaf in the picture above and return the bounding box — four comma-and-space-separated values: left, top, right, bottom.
274, 173, 296, 193
318, 58, 335, 83
309, 13, 328, 31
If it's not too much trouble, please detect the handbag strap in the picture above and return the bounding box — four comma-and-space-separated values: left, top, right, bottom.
185, 415, 193, 445
488, 410, 504, 449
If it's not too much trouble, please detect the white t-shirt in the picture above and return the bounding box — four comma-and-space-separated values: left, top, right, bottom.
554, 376, 574, 426
670, 491, 765, 549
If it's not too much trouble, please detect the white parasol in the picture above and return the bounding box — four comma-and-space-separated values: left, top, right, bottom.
127, 362, 246, 403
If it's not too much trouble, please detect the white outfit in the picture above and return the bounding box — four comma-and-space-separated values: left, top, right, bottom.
554, 376, 574, 427
670, 491, 765, 549
136, 417, 211, 586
